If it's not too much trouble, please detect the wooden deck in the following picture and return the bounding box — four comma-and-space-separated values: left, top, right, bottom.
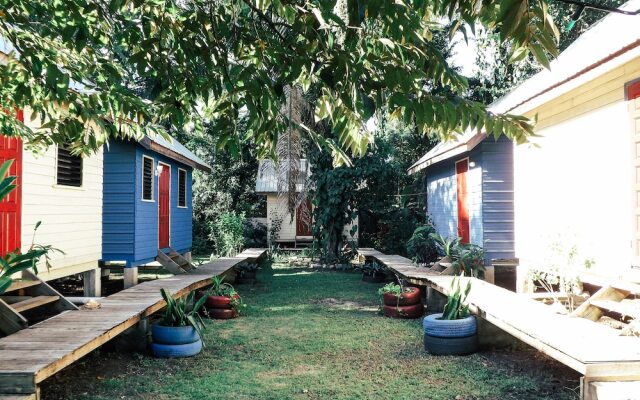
0, 248, 266, 397
360, 249, 640, 399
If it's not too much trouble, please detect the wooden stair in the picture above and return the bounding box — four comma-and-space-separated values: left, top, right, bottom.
0, 270, 77, 336
156, 248, 196, 274
571, 285, 638, 323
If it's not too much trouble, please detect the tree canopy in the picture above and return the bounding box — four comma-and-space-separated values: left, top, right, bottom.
0, 0, 562, 160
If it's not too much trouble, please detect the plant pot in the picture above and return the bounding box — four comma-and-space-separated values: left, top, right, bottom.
206, 295, 233, 309
383, 287, 421, 306
362, 271, 386, 283
152, 324, 199, 345
151, 338, 203, 358
422, 313, 478, 355
207, 307, 238, 319
382, 303, 424, 319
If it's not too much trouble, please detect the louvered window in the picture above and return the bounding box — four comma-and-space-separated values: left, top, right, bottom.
56, 146, 83, 187
142, 156, 154, 201
178, 168, 187, 208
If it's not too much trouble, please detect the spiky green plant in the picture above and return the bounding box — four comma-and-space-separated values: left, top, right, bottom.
442, 275, 472, 320
159, 288, 208, 342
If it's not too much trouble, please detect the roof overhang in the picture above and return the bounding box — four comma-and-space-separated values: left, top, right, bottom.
408, 133, 486, 175
140, 136, 212, 173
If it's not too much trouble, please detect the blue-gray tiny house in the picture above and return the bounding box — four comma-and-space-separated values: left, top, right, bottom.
102, 135, 210, 268
409, 134, 515, 264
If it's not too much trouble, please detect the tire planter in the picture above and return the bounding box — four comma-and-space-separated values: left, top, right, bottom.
383, 287, 421, 306
151, 324, 202, 358
151, 338, 203, 358
362, 272, 386, 283
422, 313, 478, 355
205, 295, 233, 309
382, 303, 424, 319
207, 307, 238, 319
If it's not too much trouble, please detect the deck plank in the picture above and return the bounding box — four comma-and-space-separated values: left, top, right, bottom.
0, 248, 267, 395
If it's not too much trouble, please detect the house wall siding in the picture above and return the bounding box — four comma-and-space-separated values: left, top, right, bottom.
20, 123, 103, 281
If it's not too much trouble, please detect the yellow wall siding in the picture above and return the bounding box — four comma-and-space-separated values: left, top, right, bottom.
20, 112, 103, 281
525, 57, 640, 129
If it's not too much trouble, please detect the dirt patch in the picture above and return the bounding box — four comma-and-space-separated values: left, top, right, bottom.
312, 297, 378, 311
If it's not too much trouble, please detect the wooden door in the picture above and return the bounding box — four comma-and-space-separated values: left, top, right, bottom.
456, 159, 470, 244
296, 198, 312, 237
158, 163, 170, 249
0, 110, 23, 257
629, 81, 640, 267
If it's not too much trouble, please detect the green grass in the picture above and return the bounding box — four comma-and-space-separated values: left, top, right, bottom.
45, 261, 579, 400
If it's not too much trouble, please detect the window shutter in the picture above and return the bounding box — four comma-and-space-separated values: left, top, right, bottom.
56, 147, 83, 187
178, 169, 187, 207
142, 157, 154, 200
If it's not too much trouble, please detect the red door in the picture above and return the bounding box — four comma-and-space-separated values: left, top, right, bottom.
0, 110, 23, 257
456, 159, 470, 244
296, 198, 312, 236
158, 163, 170, 249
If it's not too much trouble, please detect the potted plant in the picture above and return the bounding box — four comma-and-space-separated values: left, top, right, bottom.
422, 276, 477, 355
361, 261, 387, 283
151, 288, 207, 358
378, 283, 423, 319
234, 262, 259, 284
203, 276, 244, 319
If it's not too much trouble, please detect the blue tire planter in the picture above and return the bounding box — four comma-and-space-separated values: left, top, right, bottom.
152, 324, 199, 345
423, 313, 477, 338
151, 338, 203, 358
423, 313, 478, 355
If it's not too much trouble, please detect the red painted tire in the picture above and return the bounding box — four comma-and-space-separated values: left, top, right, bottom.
206, 308, 238, 319
206, 295, 232, 309
383, 304, 424, 319
383, 287, 421, 306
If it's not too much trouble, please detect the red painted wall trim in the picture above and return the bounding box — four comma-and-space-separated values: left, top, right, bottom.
456, 159, 470, 244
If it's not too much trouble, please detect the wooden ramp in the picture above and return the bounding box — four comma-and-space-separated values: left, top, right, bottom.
360, 249, 640, 400
0, 248, 266, 397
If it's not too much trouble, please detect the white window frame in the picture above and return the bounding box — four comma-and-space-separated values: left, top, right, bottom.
141, 155, 155, 202
177, 168, 187, 209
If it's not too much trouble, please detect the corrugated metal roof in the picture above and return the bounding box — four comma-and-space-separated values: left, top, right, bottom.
140, 134, 212, 172
409, 0, 640, 174
255, 159, 310, 193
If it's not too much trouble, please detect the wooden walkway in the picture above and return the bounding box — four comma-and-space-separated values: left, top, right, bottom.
360, 248, 640, 400
0, 248, 266, 398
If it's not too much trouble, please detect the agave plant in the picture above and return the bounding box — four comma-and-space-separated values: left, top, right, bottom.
0, 160, 58, 295
442, 275, 472, 321
159, 288, 208, 341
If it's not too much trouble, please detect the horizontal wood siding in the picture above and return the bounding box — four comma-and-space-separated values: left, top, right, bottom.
134, 148, 193, 264
426, 150, 483, 247
480, 136, 515, 263
20, 126, 103, 280
102, 141, 136, 264
266, 194, 297, 241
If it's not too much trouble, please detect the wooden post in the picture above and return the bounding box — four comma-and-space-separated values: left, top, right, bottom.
124, 267, 138, 289
83, 268, 101, 297
183, 251, 192, 262
426, 287, 447, 312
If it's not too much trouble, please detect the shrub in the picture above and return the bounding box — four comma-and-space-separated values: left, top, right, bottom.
211, 212, 245, 257
406, 224, 438, 264
432, 234, 486, 278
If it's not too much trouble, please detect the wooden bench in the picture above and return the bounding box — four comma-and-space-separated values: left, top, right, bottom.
0, 248, 267, 399
359, 248, 640, 400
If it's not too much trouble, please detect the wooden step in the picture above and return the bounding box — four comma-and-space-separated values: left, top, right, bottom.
571, 286, 630, 321
590, 300, 640, 319
11, 296, 60, 313
5, 280, 40, 293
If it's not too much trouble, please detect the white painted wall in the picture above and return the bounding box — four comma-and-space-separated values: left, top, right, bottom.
514, 101, 631, 276
20, 113, 103, 281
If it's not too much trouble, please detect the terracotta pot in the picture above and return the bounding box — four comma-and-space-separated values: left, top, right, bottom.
207, 308, 238, 319
383, 303, 424, 319
383, 287, 421, 306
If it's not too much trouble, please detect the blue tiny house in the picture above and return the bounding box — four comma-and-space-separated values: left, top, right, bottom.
101, 135, 210, 280
409, 134, 515, 264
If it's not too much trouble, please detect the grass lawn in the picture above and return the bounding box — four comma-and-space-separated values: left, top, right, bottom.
44, 259, 579, 400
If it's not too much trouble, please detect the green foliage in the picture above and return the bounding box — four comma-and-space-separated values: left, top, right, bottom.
442, 275, 472, 321
159, 288, 207, 340
1, 0, 562, 161
378, 283, 403, 297
211, 212, 246, 257
208, 276, 244, 313
432, 234, 486, 278
0, 160, 58, 295
406, 224, 439, 264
